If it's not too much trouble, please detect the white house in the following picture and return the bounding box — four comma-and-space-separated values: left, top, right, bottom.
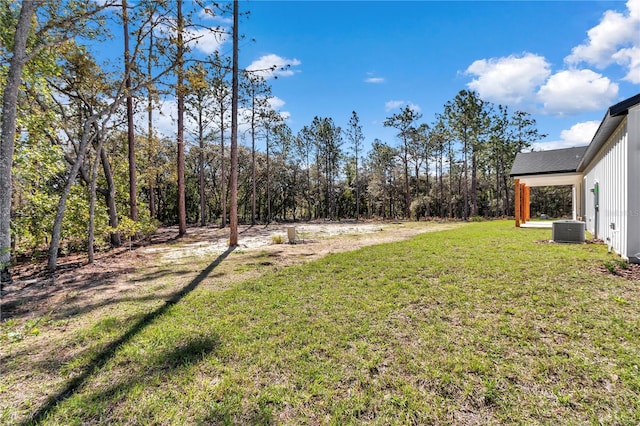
511, 93, 640, 263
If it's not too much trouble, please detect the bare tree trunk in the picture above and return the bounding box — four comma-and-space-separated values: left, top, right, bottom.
251, 95, 256, 225
176, 0, 187, 236
229, 0, 239, 246
266, 131, 271, 223
404, 147, 410, 218
0, 0, 35, 281
471, 152, 478, 217
100, 148, 121, 246
48, 120, 98, 270
219, 101, 226, 228
123, 0, 137, 222
147, 30, 156, 220
199, 107, 206, 226
463, 137, 468, 220
439, 150, 444, 218
88, 136, 105, 264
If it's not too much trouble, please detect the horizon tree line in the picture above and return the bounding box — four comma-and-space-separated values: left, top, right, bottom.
0, 0, 553, 281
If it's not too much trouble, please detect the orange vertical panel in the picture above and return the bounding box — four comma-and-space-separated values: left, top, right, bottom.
515, 179, 521, 227
524, 186, 531, 222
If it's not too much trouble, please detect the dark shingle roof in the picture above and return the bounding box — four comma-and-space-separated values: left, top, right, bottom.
510, 146, 587, 177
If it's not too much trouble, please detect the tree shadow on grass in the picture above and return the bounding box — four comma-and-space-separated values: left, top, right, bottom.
22, 247, 235, 426
63, 335, 222, 423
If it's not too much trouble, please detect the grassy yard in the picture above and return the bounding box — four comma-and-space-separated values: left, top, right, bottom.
1, 221, 639, 425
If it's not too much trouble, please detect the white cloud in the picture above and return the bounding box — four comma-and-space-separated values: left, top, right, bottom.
565, 0, 640, 77
267, 96, 285, 110
532, 120, 599, 151
266, 96, 291, 121
537, 69, 618, 115
198, 6, 233, 24
365, 77, 385, 84
465, 53, 551, 104
138, 98, 205, 141
152, 13, 228, 55
385, 100, 403, 111
152, 98, 178, 138
612, 46, 640, 83
246, 54, 301, 79
186, 27, 228, 55
384, 100, 421, 112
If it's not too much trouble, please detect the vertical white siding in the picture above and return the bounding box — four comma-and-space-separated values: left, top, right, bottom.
627, 105, 640, 262
583, 120, 628, 258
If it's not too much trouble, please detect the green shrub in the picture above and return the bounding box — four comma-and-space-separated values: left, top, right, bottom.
603, 260, 617, 274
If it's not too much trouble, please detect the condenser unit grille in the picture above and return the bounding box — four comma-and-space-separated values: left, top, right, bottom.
552, 220, 586, 243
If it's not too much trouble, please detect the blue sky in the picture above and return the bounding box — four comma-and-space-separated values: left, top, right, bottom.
105, 0, 640, 153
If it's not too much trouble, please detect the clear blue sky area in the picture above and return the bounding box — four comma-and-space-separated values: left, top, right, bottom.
237, 0, 639, 151
97, 0, 640, 153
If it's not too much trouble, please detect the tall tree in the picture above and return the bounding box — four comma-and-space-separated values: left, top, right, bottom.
261, 109, 285, 222
210, 53, 231, 228
384, 105, 422, 218
185, 63, 216, 226
444, 90, 488, 219
46, 3, 174, 270
122, 0, 137, 222
176, 0, 187, 236
272, 121, 293, 220
310, 117, 342, 219
0, 0, 35, 281
2, 0, 117, 277
229, 0, 239, 246
146, 25, 157, 220
408, 123, 430, 219
295, 125, 316, 220
241, 72, 270, 224
367, 139, 398, 218
430, 115, 450, 218
345, 111, 364, 220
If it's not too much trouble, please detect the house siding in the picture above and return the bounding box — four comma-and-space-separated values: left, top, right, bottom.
627, 105, 640, 262
583, 120, 628, 258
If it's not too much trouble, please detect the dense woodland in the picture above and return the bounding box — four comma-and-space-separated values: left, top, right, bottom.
0, 0, 568, 275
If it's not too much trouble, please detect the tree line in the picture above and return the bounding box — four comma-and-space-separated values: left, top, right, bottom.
0, 0, 545, 279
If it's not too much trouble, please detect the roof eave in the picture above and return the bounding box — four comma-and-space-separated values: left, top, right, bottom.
510, 169, 578, 178
577, 93, 640, 172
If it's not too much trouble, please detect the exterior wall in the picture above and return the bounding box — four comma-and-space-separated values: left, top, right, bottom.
627, 105, 640, 262
583, 119, 628, 258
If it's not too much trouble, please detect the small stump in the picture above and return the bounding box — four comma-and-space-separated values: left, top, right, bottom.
286, 227, 296, 244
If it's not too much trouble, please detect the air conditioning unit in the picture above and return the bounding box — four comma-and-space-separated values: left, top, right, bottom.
552, 220, 585, 243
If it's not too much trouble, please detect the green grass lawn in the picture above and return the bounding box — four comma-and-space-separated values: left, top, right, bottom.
2, 221, 639, 425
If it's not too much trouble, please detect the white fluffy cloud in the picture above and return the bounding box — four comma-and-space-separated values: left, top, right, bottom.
565, 0, 640, 80
384, 100, 421, 112
537, 69, 618, 115
186, 27, 228, 55
613, 46, 640, 83
246, 54, 301, 79
150, 98, 178, 138
267, 96, 285, 110
150, 96, 291, 144
463, 1, 638, 115
266, 96, 291, 121
154, 13, 228, 55
532, 120, 600, 151
198, 6, 233, 24
465, 53, 551, 104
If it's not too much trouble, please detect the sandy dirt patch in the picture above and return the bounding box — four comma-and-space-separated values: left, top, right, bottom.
1, 220, 459, 323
